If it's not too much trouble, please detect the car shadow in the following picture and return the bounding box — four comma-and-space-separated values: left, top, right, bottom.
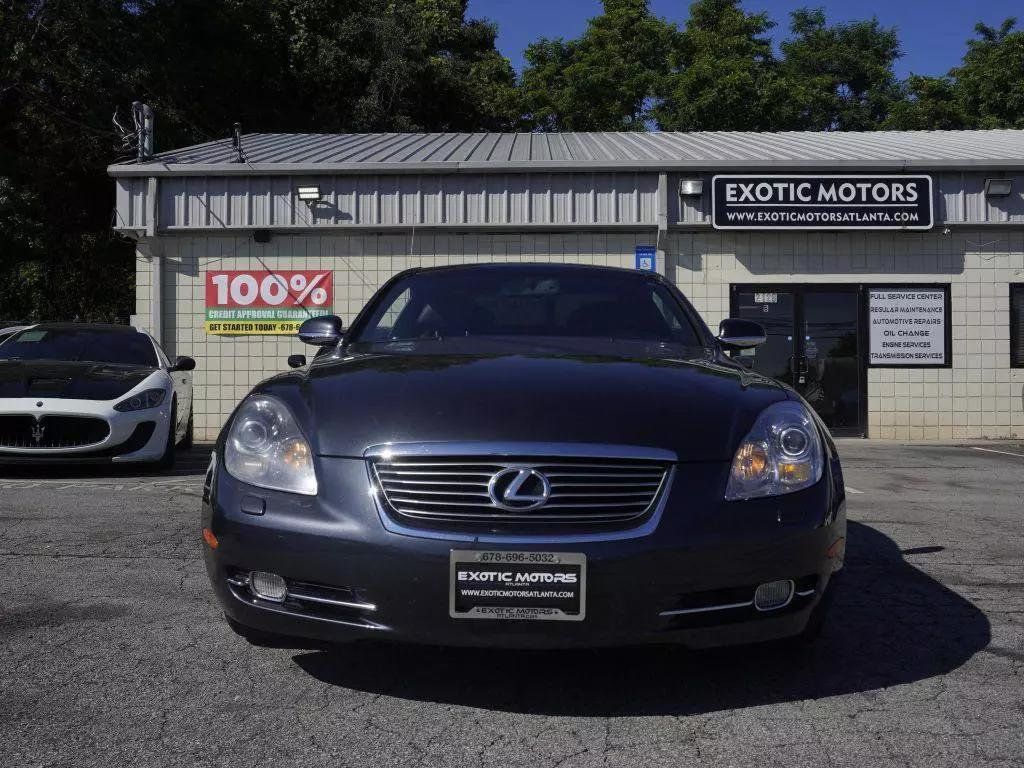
0, 445, 213, 480
290, 521, 991, 716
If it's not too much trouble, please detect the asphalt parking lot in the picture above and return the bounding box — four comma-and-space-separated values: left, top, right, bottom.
1, 442, 1022, 768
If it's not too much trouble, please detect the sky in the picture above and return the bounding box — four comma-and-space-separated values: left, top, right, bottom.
465, 0, 1021, 79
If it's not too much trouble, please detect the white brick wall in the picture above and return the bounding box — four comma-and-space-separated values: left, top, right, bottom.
135, 228, 1024, 442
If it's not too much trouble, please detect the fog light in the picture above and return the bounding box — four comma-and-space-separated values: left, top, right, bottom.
250, 571, 287, 603
754, 580, 794, 611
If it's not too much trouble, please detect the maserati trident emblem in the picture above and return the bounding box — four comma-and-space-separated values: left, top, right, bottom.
31, 420, 45, 446
487, 467, 552, 511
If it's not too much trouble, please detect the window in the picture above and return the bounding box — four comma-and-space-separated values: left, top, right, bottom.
0, 327, 158, 367
1012, 284, 1024, 368
356, 268, 703, 346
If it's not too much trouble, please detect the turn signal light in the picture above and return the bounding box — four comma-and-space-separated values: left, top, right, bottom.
778, 462, 812, 485
826, 537, 846, 560
202, 528, 218, 549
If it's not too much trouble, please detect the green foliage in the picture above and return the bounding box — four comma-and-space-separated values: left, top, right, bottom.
0, 0, 518, 322
955, 19, 1024, 129
884, 18, 1024, 130
0, 0, 139, 322
654, 0, 790, 131
519, 0, 674, 131
884, 75, 969, 130
780, 9, 903, 131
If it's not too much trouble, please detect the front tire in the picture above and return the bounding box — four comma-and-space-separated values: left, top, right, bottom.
156, 400, 177, 469
179, 406, 194, 450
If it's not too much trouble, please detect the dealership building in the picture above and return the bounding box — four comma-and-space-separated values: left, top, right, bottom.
108, 130, 1024, 441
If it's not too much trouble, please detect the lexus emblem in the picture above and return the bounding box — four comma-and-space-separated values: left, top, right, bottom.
487, 467, 551, 511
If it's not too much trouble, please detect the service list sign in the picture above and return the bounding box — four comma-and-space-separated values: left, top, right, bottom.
205, 270, 333, 335
712, 175, 933, 230
868, 288, 948, 366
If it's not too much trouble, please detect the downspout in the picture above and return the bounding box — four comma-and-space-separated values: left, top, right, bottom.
146, 176, 162, 343
656, 172, 669, 277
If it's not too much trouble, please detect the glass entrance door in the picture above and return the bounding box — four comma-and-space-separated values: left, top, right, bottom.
732, 286, 863, 436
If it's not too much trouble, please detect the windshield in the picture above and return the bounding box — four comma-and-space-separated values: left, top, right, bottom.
0, 328, 158, 366
356, 269, 705, 346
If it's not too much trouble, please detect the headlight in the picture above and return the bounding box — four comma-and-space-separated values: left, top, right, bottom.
224, 395, 317, 495
113, 388, 167, 412
725, 400, 823, 500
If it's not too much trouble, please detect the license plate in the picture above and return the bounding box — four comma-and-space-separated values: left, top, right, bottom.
449, 550, 586, 621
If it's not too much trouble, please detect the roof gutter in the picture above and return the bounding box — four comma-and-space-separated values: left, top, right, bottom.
106, 158, 1024, 178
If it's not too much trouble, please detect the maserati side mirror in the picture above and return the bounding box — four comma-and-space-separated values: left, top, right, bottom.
717, 318, 767, 350
170, 355, 196, 372
287, 354, 307, 369
298, 315, 344, 347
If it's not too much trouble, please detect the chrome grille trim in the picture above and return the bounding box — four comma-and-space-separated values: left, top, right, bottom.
367, 442, 673, 525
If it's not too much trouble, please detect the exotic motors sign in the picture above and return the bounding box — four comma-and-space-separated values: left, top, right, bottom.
868, 287, 949, 366
204, 270, 333, 335
712, 175, 933, 230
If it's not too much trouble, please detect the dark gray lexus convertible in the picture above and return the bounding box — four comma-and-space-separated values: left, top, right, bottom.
203, 263, 846, 648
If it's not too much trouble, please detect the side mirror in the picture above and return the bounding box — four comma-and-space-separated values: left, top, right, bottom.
287, 354, 307, 369
298, 315, 344, 347
170, 355, 196, 372
717, 318, 766, 350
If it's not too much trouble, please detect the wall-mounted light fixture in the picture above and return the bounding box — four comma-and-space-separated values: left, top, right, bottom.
296, 185, 322, 202
679, 178, 704, 196
985, 178, 1014, 197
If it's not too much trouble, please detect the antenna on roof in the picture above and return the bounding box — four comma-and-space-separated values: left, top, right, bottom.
232, 122, 245, 163
131, 101, 154, 161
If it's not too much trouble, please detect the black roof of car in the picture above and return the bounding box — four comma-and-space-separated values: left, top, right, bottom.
27, 323, 141, 333
398, 262, 665, 279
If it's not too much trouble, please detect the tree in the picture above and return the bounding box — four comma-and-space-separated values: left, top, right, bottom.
519, 0, 674, 131
0, 0, 518, 322
0, 0, 140, 322
954, 18, 1024, 129
883, 75, 969, 130
780, 8, 903, 131
654, 0, 789, 131
883, 18, 1024, 130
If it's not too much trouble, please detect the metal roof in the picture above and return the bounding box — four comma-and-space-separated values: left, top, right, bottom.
107, 130, 1024, 176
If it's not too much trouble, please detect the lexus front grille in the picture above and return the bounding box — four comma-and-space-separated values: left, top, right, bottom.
368, 445, 672, 525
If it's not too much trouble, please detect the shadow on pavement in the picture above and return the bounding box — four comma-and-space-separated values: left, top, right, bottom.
291, 521, 991, 716
0, 445, 213, 480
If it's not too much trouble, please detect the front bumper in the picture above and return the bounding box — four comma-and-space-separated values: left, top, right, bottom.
204, 454, 846, 649
0, 397, 171, 463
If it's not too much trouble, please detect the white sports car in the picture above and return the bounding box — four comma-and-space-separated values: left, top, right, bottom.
0, 323, 194, 467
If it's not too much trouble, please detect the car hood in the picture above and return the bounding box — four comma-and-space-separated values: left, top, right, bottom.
267, 350, 788, 463
0, 360, 158, 401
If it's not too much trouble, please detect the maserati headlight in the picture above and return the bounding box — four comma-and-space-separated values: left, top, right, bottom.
725, 400, 823, 500
224, 395, 317, 495
114, 388, 167, 412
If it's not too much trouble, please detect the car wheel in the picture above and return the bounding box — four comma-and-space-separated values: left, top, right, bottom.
179, 406, 194, 450
225, 616, 294, 647
156, 400, 177, 469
